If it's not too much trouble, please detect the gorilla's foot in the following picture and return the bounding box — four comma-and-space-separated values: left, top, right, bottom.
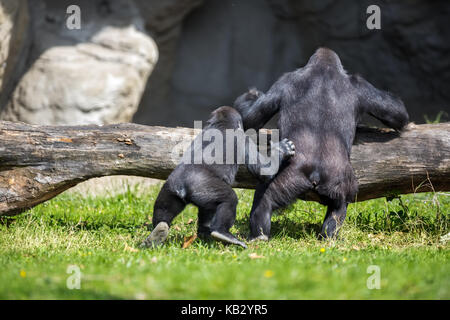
318, 232, 342, 241
140, 222, 169, 248
249, 234, 269, 242
211, 231, 248, 249
197, 225, 212, 240
197, 230, 213, 240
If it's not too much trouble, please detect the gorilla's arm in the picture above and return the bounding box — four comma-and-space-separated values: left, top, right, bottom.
234, 81, 286, 130
245, 137, 295, 182
351, 74, 409, 131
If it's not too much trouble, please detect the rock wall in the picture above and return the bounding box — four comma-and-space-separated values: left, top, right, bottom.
0, 0, 30, 112
135, 0, 450, 126
0, 0, 448, 126
132, 0, 204, 125
0, 0, 158, 125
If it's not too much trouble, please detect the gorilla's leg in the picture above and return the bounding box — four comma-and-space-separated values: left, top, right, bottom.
319, 198, 347, 239
249, 184, 273, 241
209, 197, 247, 248
141, 183, 186, 248
249, 165, 310, 240
197, 208, 214, 238
152, 183, 187, 227
189, 176, 246, 248
317, 165, 355, 239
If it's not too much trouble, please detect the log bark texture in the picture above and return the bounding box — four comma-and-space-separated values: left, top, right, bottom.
0, 121, 449, 216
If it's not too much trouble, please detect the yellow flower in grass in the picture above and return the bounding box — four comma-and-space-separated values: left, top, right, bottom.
320, 247, 326, 253
264, 270, 274, 278
19, 270, 26, 278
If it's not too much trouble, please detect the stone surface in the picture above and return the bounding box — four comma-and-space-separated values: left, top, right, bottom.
1, 0, 448, 127
0, 0, 30, 110
134, 0, 450, 127
0, 0, 158, 125
132, 0, 204, 125
135, 0, 204, 34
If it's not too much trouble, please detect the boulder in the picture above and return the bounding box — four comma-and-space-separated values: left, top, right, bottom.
0, 0, 158, 125
135, 0, 450, 126
132, 0, 204, 125
0, 0, 30, 110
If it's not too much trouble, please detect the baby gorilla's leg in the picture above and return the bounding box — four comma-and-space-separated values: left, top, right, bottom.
141, 183, 186, 248
197, 209, 214, 238
189, 174, 247, 248
210, 200, 247, 249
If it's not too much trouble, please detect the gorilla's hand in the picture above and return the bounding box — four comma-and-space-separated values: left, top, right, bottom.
246, 87, 263, 100
272, 138, 295, 161
233, 87, 263, 115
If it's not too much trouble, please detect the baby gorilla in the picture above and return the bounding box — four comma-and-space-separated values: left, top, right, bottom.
141, 106, 295, 249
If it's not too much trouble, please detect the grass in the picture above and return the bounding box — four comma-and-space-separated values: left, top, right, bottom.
0, 183, 448, 299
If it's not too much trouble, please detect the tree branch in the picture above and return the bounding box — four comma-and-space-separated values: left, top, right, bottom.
1, 121, 449, 216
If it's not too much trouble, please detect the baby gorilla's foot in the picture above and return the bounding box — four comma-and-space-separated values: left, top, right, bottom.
197, 225, 212, 240
140, 222, 169, 248
211, 231, 248, 249
197, 230, 213, 242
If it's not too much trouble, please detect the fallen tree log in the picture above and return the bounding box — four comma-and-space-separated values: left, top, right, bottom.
0, 120, 449, 216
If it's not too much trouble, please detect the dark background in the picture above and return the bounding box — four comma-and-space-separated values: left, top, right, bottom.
134, 0, 450, 127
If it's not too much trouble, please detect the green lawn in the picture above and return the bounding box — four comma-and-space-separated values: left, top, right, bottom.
0, 183, 448, 299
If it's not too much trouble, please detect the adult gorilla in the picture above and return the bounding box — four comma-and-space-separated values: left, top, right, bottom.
234, 48, 409, 240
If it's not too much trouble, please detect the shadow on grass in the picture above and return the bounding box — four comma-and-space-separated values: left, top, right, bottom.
24, 193, 447, 244
270, 221, 322, 239
349, 208, 447, 235
31, 213, 145, 233
232, 217, 321, 240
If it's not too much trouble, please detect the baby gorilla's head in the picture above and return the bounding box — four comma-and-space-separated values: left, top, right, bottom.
207, 106, 243, 130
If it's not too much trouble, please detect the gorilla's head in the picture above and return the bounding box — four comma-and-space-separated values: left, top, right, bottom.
207, 106, 242, 130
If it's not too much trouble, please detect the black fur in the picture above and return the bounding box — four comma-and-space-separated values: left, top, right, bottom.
234, 47, 409, 240
142, 106, 295, 248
